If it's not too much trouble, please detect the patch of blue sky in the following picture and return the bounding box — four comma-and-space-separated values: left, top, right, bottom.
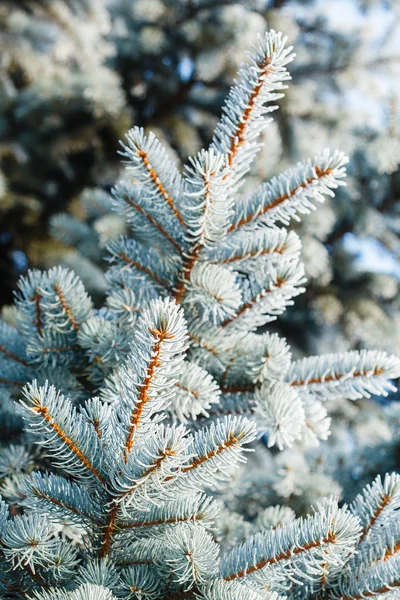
342, 232, 400, 280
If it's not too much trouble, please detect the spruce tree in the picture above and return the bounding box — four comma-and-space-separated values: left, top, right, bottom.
1, 28, 400, 599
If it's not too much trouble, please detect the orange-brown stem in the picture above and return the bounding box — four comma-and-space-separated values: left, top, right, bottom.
221, 366, 385, 395
338, 581, 400, 600
210, 245, 286, 265
225, 55, 273, 173
53, 284, 80, 331
123, 329, 174, 462
119, 511, 206, 530
224, 534, 336, 581
30, 291, 43, 337
220, 275, 286, 328
175, 381, 200, 398
0, 345, 29, 367
118, 252, 169, 288
99, 448, 176, 556
31, 487, 102, 525
32, 399, 105, 485
164, 430, 243, 483
99, 503, 120, 559
358, 491, 390, 543
291, 366, 384, 388
40, 345, 79, 354
0, 377, 27, 387
122, 194, 182, 253
188, 332, 220, 357
228, 167, 333, 233
137, 150, 185, 226
173, 245, 202, 304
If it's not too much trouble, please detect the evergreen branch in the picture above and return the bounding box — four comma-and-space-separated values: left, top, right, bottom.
1, 513, 59, 575
170, 361, 221, 423
119, 565, 163, 598
2, 18, 400, 599
342, 582, 400, 600
53, 284, 80, 332
183, 149, 233, 249
225, 536, 333, 581
123, 200, 181, 254
287, 350, 400, 401
119, 128, 186, 227
114, 428, 189, 503
174, 32, 295, 305
33, 290, 44, 338
183, 263, 242, 325
348, 519, 400, 578
205, 228, 301, 269
225, 53, 273, 170
16, 268, 93, 361
220, 261, 305, 329
164, 525, 219, 588
81, 398, 112, 443
0, 346, 28, 367
350, 474, 400, 543
78, 319, 131, 386
229, 150, 347, 233
76, 558, 127, 589
181, 432, 241, 474
109, 299, 188, 461
112, 186, 183, 254
246, 331, 292, 384
107, 237, 173, 291
174, 149, 235, 305
220, 499, 361, 589
165, 416, 257, 491
197, 579, 277, 599
105, 286, 142, 326
22, 472, 103, 526
173, 245, 202, 304
253, 382, 305, 450
329, 557, 400, 600
118, 494, 218, 532
123, 331, 176, 461
136, 151, 184, 225
99, 425, 190, 557
211, 30, 294, 191
20, 381, 105, 486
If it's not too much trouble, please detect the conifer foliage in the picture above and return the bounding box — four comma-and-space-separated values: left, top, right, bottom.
0, 30, 400, 599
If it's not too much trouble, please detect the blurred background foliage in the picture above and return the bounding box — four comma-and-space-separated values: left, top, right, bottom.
1, 0, 400, 363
